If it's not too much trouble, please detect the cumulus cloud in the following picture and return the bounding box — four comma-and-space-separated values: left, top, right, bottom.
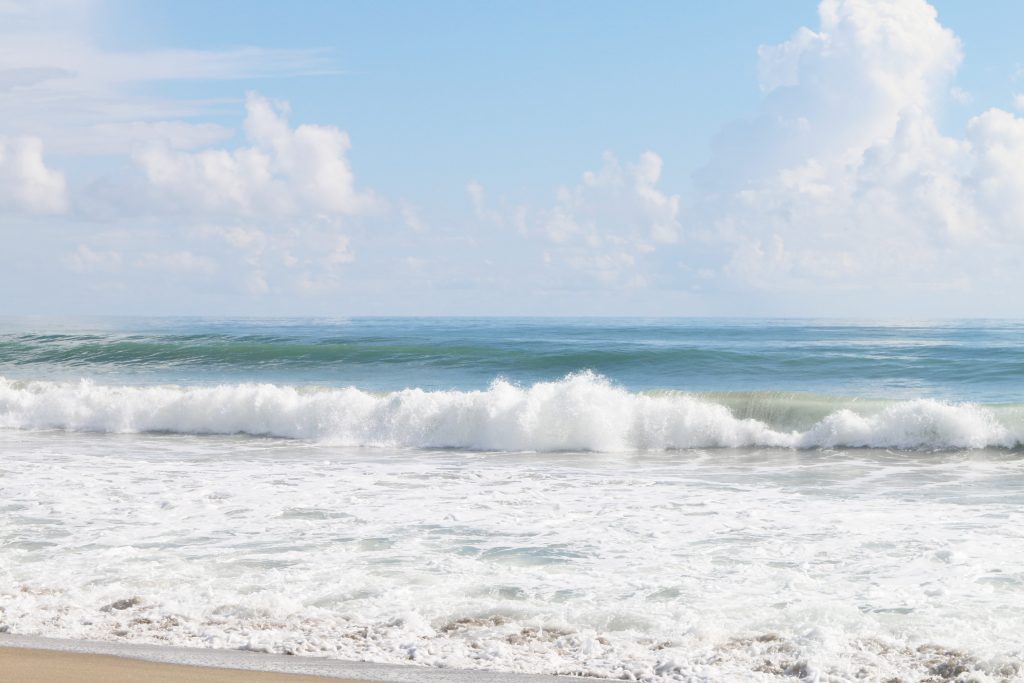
49, 91, 373, 296
505, 151, 680, 285
966, 108, 1024, 235
704, 0, 960, 193
535, 152, 679, 245
124, 94, 374, 295
695, 0, 1024, 296
136, 93, 375, 218
0, 135, 67, 213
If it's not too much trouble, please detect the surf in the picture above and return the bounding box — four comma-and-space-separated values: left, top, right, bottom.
1, 372, 1019, 451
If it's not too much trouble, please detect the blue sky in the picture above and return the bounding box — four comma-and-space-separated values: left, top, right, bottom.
2, 0, 1024, 316
97, 2, 808, 204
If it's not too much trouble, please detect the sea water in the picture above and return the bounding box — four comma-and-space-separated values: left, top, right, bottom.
0, 318, 1022, 681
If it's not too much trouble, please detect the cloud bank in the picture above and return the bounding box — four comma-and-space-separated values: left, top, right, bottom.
2, 0, 1024, 315
694, 0, 1024, 298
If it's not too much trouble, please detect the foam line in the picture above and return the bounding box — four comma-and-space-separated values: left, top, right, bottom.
0, 373, 1018, 450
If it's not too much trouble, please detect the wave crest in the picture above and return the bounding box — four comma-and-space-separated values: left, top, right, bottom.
0, 373, 1019, 450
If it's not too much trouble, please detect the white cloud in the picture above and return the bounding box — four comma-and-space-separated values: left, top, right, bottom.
567, 251, 638, 285
696, 0, 1024, 295
0, 1, 333, 155
631, 152, 681, 244
461, 152, 681, 289
949, 86, 972, 104
136, 93, 375, 219
64, 244, 121, 273
705, 0, 960, 194
966, 108, 1024, 234
204, 225, 268, 254
540, 151, 680, 245
400, 201, 427, 233
134, 251, 217, 274
510, 151, 680, 285
327, 235, 355, 264
1013, 94, 1024, 113
0, 135, 67, 213
467, 181, 503, 225
81, 121, 234, 155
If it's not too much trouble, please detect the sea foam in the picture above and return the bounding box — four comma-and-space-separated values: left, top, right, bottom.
0, 372, 1019, 450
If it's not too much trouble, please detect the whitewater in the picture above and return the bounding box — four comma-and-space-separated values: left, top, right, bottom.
1, 372, 1021, 450
2, 318, 1023, 681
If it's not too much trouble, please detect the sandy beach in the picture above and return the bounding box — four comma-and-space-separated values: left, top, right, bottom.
0, 646, 361, 682
0, 634, 572, 683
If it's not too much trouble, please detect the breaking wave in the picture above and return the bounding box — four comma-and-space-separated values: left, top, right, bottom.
0, 372, 1020, 451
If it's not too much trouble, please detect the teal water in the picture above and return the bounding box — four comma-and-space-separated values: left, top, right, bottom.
1, 317, 1021, 401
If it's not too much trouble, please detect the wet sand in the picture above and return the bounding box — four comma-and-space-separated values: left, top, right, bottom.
0, 634, 571, 682
0, 646, 365, 682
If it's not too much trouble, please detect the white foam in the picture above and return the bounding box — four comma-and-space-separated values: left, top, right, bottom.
2, 430, 1023, 680
0, 372, 1019, 450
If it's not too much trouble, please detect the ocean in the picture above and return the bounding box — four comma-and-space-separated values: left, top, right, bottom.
1, 318, 1022, 681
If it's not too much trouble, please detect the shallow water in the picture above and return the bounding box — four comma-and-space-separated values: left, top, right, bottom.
2, 431, 1023, 680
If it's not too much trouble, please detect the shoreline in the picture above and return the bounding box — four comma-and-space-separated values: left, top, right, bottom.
0, 647, 355, 683
0, 634, 574, 682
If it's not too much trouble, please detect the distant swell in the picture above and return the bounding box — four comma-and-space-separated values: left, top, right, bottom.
0, 373, 1020, 451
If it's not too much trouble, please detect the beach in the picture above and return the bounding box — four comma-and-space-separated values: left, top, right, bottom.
0, 647, 350, 683
0, 634, 570, 682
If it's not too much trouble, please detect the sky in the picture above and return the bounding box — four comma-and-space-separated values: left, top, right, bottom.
2, 0, 1024, 317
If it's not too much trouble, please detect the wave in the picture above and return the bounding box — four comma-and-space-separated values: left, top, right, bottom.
0, 372, 1020, 450
0, 332, 773, 375
5, 329, 1022, 382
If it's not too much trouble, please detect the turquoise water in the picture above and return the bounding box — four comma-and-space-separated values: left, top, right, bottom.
1, 317, 1021, 401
